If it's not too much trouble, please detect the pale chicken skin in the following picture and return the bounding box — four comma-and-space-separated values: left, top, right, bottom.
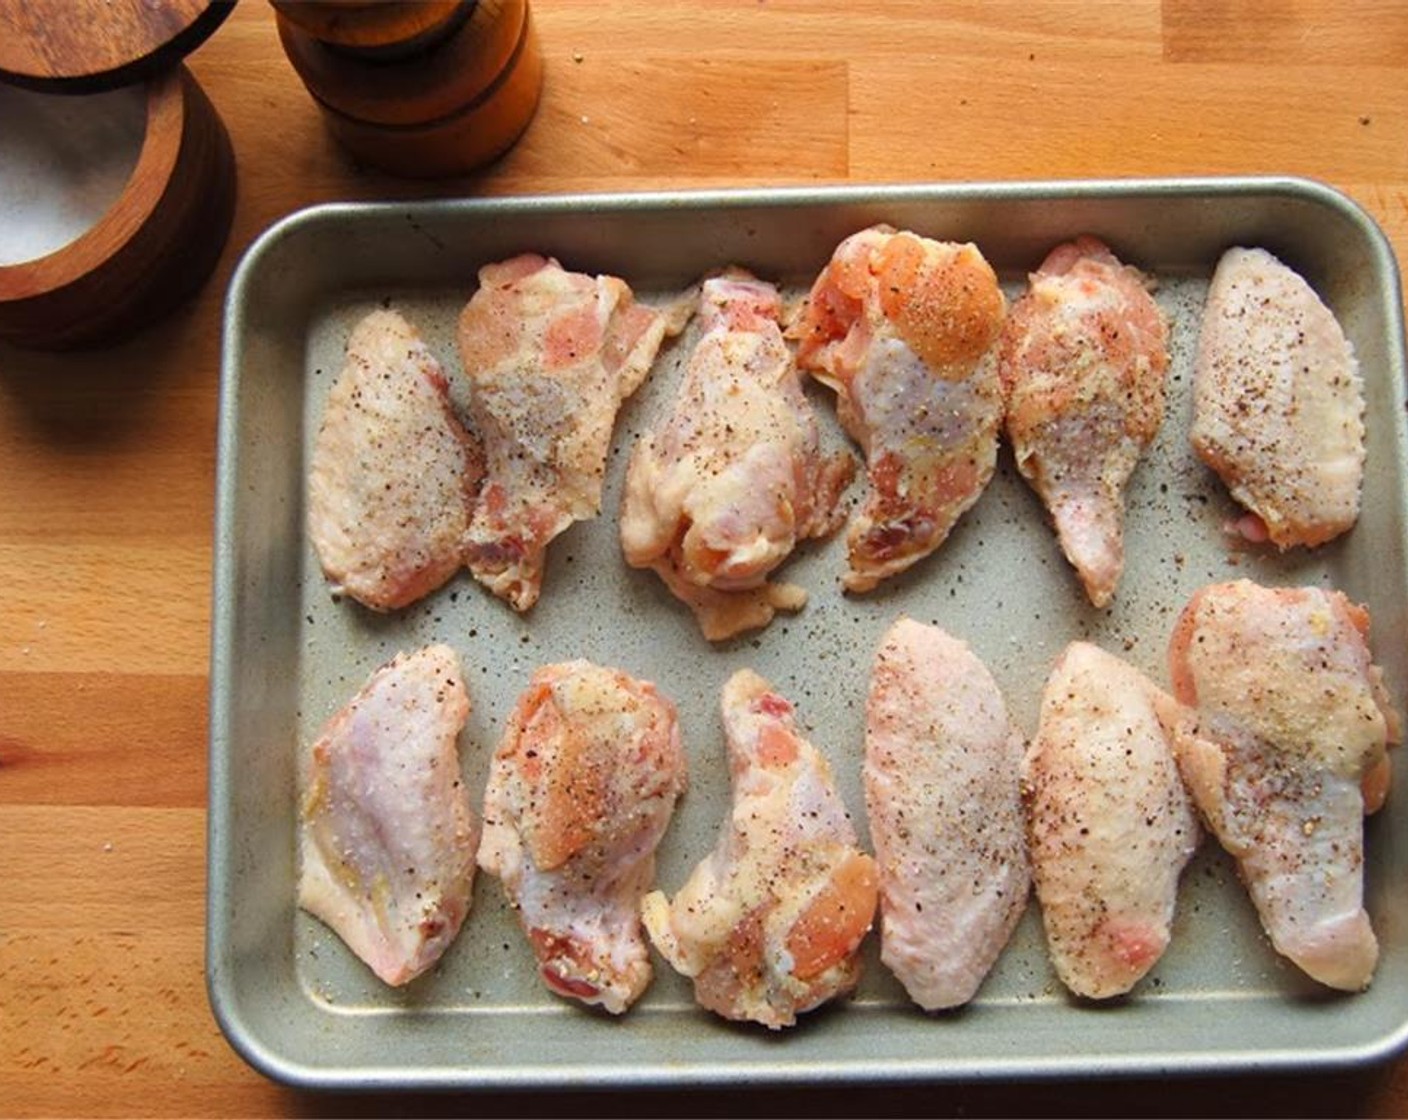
1161, 580, 1399, 991
478, 661, 687, 1014
1192, 247, 1365, 549
298, 644, 479, 986
997, 237, 1168, 608
308, 309, 484, 611
457, 254, 689, 611
620, 272, 854, 640
1024, 642, 1199, 1000
642, 669, 879, 1029
864, 618, 1029, 1010
790, 225, 1007, 592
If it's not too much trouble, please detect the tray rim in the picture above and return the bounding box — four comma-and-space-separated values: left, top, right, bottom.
217, 173, 1404, 271
207, 174, 1408, 1090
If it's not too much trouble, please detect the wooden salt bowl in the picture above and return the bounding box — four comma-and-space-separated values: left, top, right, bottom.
0, 66, 236, 350
0, 0, 236, 349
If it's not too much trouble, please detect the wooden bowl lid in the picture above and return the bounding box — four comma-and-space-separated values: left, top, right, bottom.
0, 0, 235, 92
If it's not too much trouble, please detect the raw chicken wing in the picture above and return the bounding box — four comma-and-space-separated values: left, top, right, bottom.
457, 254, 689, 610
642, 669, 878, 1028
997, 237, 1168, 608
298, 644, 479, 986
1024, 642, 1199, 999
791, 225, 1006, 592
1161, 580, 1400, 990
478, 661, 686, 1013
308, 309, 484, 611
864, 618, 1029, 1010
1191, 247, 1365, 548
620, 271, 854, 640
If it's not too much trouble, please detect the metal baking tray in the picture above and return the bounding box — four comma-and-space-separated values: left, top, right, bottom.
208, 178, 1408, 1089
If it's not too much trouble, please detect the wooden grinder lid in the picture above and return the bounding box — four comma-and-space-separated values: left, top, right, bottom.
0, 0, 235, 93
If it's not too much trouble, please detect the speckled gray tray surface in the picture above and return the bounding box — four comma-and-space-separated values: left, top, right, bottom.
209, 179, 1408, 1089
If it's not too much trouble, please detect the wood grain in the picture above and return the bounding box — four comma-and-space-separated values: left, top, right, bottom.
1162, 0, 1408, 64
0, 0, 233, 91
0, 674, 208, 807
2, 1, 1408, 1116
500, 57, 850, 179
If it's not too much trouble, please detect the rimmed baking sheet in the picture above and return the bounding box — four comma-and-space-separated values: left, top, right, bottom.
208, 179, 1408, 1089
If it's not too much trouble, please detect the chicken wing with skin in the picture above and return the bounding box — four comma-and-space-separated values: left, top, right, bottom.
620, 271, 854, 640
308, 309, 484, 611
642, 669, 879, 1029
1025, 642, 1199, 1000
864, 618, 1029, 1010
478, 661, 686, 1014
457, 254, 690, 611
997, 237, 1168, 608
298, 644, 479, 986
1191, 247, 1365, 549
1161, 580, 1399, 991
790, 225, 1006, 592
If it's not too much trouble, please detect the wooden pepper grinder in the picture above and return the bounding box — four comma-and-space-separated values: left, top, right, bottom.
273, 0, 543, 179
